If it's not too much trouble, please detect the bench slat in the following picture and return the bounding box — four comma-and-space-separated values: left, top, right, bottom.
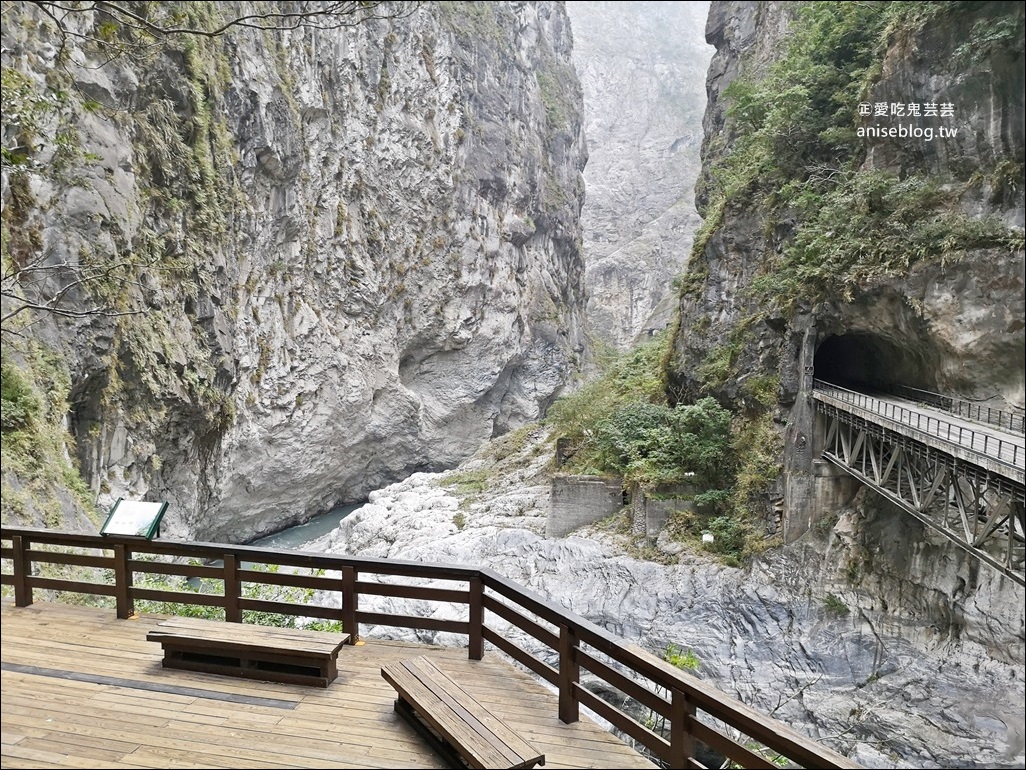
383, 661, 513, 769
382, 656, 544, 769
402, 658, 537, 766
146, 631, 345, 658
147, 630, 342, 655
148, 618, 347, 655
154, 616, 342, 639
152, 616, 342, 641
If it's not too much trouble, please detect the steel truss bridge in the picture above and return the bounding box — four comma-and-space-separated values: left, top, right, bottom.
813, 380, 1026, 586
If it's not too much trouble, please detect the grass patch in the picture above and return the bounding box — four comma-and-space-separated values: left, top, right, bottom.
664, 643, 700, 671
484, 423, 538, 462
823, 593, 850, 616
443, 468, 492, 496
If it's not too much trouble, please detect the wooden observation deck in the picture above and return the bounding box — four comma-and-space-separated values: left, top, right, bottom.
2, 601, 652, 768
1, 527, 860, 769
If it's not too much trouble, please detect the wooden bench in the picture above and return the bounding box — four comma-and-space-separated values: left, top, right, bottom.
381, 656, 544, 769
146, 617, 349, 687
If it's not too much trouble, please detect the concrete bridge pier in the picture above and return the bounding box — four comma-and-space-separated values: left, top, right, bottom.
783, 445, 857, 542
782, 327, 850, 543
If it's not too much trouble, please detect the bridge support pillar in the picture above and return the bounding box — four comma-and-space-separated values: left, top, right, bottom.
812, 459, 860, 515
782, 462, 859, 543
782, 326, 821, 544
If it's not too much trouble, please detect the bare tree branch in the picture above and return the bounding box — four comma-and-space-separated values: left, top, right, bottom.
2, 296, 145, 324
770, 673, 823, 716
24, 1, 421, 41
2, 253, 187, 330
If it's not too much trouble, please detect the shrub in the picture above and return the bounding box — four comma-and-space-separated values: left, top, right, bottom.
703, 515, 747, 563
593, 397, 733, 490
823, 593, 850, 615
664, 643, 700, 671
0, 358, 40, 431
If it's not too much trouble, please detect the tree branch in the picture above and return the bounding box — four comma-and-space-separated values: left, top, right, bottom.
2, 296, 145, 324
28, 1, 421, 41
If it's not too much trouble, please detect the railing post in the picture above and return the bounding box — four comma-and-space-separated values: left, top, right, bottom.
342, 566, 359, 644
223, 554, 242, 623
12, 535, 32, 608
113, 544, 134, 619
558, 624, 579, 723
670, 688, 696, 768
469, 575, 483, 660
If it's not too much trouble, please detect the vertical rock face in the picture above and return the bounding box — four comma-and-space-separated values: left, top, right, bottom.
677, 1, 1024, 409
567, 1, 713, 350
674, 0, 1024, 521
666, 4, 1025, 764
1, 2, 587, 541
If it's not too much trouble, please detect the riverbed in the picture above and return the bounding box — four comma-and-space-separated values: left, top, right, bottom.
247, 503, 362, 551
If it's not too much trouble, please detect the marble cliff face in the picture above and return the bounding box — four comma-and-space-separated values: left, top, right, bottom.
674, 1, 1024, 411
661, 4, 1025, 765
568, 0, 713, 350
1, 2, 587, 540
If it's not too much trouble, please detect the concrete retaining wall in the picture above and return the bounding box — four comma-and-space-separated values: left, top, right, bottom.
547, 475, 624, 537
548, 477, 702, 540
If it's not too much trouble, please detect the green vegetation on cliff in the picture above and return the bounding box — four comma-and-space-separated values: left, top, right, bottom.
1, 2, 246, 528
1, 345, 95, 527
548, 339, 735, 483
546, 335, 756, 560
694, 1, 1024, 312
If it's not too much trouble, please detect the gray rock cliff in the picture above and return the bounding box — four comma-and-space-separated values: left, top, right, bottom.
663, 2, 1025, 764
568, 1, 713, 349
0, 1, 587, 541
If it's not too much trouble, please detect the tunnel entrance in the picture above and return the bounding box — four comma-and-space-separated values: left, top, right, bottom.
814, 333, 935, 392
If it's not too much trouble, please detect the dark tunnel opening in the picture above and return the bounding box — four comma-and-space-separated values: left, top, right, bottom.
814, 333, 936, 393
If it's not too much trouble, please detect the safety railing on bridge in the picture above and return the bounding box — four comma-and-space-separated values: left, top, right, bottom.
888, 384, 1025, 436
813, 380, 1024, 471
0, 526, 859, 770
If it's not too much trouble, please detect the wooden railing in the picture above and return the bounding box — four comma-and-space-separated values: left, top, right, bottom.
0, 526, 860, 770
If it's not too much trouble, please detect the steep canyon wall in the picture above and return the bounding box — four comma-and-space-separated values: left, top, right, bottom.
0, 1, 587, 541
568, 0, 713, 350
667, 3, 1025, 762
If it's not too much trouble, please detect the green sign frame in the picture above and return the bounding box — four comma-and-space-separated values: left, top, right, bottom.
99, 498, 168, 540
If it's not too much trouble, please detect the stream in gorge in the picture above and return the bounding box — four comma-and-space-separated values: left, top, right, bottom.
185, 502, 363, 590
246, 503, 362, 551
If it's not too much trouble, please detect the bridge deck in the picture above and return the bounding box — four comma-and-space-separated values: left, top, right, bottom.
814, 383, 1025, 484
1, 600, 655, 770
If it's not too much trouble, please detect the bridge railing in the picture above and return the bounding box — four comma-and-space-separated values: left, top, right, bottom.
813, 380, 1023, 470
0, 526, 860, 770
888, 384, 1025, 436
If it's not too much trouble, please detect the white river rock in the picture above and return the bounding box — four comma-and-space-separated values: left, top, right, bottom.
319, 432, 1025, 769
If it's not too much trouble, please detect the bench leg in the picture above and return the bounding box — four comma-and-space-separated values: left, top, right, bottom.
393, 697, 469, 769
159, 646, 330, 687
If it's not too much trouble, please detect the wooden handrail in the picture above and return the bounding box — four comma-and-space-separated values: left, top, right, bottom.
0, 526, 860, 769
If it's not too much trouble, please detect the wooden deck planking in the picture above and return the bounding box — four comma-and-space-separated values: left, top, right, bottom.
2, 600, 655, 769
